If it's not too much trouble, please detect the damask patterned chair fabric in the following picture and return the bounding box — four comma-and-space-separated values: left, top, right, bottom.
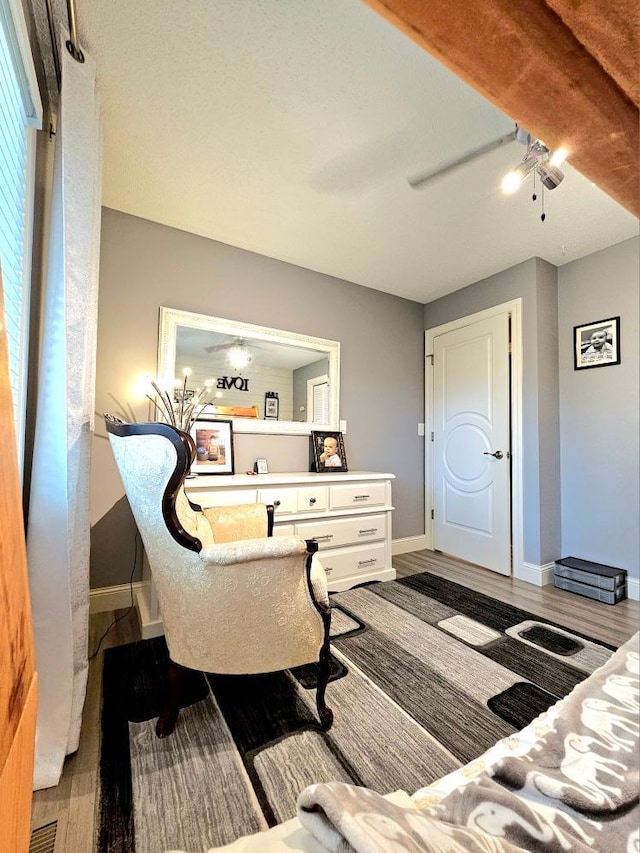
104, 416, 333, 735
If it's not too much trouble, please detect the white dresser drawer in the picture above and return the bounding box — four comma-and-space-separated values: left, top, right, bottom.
194, 488, 257, 508
258, 487, 298, 516
296, 514, 384, 550
330, 482, 386, 510
184, 473, 395, 594
320, 543, 387, 583
296, 486, 328, 513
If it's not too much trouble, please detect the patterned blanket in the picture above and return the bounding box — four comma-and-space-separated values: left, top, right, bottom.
297, 632, 640, 852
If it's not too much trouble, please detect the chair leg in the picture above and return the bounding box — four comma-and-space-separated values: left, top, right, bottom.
316, 610, 334, 731
156, 659, 187, 738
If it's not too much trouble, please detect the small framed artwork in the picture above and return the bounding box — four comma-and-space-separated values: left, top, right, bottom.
311, 430, 348, 473
264, 392, 279, 419
574, 316, 620, 370
254, 458, 269, 474
190, 419, 234, 474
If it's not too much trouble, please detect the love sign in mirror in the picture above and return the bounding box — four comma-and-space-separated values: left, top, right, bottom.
157, 307, 340, 435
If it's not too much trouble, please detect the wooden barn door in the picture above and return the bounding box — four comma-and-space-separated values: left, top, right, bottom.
0, 264, 37, 851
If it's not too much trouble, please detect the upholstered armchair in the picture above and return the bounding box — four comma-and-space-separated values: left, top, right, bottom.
104, 415, 333, 737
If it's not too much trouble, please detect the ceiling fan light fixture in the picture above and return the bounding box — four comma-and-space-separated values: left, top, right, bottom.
550, 146, 569, 166
536, 162, 565, 190
501, 154, 537, 194
501, 129, 568, 218
501, 170, 522, 194
227, 345, 252, 369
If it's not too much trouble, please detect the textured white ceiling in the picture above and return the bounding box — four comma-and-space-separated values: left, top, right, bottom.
44, 0, 639, 302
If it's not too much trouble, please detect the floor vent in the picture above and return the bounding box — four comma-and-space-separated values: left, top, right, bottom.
29, 820, 58, 853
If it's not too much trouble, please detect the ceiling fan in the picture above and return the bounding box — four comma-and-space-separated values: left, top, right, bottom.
205, 337, 246, 354
204, 337, 273, 369
408, 125, 567, 221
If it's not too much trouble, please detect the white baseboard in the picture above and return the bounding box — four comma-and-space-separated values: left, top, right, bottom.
392, 535, 429, 556
136, 588, 165, 640
517, 561, 555, 586
89, 581, 144, 614
627, 577, 639, 601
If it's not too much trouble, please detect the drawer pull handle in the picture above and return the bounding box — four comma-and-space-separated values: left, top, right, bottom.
273, 500, 281, 507
359, 528, 378, 535
353, 495, 370, 501
309, 497, 316, 505
324, 567, 333, 573
358, 558, 377, 566
314, 535, 333, 541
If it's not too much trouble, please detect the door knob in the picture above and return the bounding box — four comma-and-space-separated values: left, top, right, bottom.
483, 450, 504, 459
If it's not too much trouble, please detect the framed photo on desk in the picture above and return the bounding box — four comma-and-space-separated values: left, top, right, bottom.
310, 430, 348, 473
190, 419, 234, 474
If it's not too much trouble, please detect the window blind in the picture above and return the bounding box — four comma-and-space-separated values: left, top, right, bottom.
312, 381, 329, 424
0, 0, 42, 468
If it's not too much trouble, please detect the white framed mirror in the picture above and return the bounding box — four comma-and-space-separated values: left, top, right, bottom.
157, 307, 340, 435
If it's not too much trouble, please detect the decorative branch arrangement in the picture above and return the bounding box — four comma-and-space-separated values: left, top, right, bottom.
146, 369, 214, 432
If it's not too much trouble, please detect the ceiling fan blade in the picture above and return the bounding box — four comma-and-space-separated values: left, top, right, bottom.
408, 130, 517, 190
204, 339, 278, 354
204, 343, 232, 353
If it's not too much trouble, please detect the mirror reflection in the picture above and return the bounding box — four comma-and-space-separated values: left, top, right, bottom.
158, 308, 340, 435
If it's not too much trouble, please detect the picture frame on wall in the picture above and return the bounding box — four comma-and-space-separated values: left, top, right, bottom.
310, 430, 348, 473
574, 316, 620, 370
264, 392, 279, 419
190, 419, 234, 474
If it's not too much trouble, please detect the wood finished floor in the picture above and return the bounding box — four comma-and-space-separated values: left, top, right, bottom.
393, 550, 640, 648
31, 550, 640, 851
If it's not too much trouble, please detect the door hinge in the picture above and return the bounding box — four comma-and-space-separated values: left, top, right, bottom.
430, 431, 434, 442
431, 509, 434, 520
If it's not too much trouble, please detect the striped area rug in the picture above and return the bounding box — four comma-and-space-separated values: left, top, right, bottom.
97, 571, 615, 853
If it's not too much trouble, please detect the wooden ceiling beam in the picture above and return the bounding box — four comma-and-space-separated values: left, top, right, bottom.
364, 0, 639, 216
544, 0, 638, 105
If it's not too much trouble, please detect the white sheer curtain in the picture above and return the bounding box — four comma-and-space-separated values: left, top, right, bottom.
26, 40, 101, 790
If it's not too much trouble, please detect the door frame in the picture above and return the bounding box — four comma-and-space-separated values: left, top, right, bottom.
425, 298, 524, 579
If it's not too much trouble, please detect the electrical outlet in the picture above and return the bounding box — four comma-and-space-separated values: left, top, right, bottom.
418, 422, 425, 436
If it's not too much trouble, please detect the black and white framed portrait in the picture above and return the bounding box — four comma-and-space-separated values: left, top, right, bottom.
264, 392, 279, 419
574, 316, 620, 370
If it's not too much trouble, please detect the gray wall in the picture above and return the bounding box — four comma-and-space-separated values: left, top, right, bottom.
91, 208, 425, 587
423, 257, 561, 567
293, 357, 329, 422
558, 237, 639, 582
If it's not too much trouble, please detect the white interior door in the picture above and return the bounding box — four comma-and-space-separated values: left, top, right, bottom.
432, 312, 511, 574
